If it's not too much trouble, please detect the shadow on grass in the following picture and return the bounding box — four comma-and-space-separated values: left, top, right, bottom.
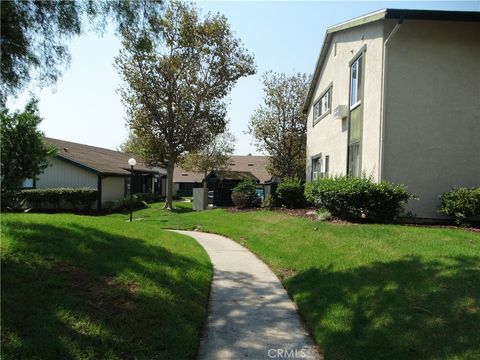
1, 221, 210, 359
285, 256, 480, 359
171, 206, 195, 214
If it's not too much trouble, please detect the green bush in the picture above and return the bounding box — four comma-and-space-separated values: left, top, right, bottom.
439, 187, 480, 224
134, 192, 164, 203
276, 177, 305, 208
107, 195, 148, 212
262, 194, 276, 209
304, 176, 412, 222
316, 208, 332, 221
20, 188, 98, 210
231, 179, 258, 208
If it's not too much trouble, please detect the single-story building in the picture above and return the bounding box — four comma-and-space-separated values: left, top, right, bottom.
173, 155, 273, 197
304, 9, 480, 219
23, 137, 167, 209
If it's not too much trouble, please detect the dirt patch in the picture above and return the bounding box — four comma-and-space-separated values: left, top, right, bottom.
226, 206, 320, 220
277, 268, 298, 280
400, 223, 480, 233
52, 262, 139, 313
227, 206, 480, 231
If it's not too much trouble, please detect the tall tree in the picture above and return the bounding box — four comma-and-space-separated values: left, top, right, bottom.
117, 130, 145, 156
0, 99, 56, 208
116, 1, 255, 209
0, 0, 163, 102
248, 72, 310, 181
180, 128, 236, 179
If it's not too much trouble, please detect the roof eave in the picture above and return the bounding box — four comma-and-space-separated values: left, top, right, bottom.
303, 9, 388, 114
303, 8, 480, 113
55, 155, 103, 175
326, 9, 387, 34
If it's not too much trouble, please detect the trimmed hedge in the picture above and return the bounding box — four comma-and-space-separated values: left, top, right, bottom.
439, 187, 480, 224
231, 179, 258, 208
304, 176, 412, 222
106, 195, 148, 212
20, 188, 98, 210
276, 177, 305, 208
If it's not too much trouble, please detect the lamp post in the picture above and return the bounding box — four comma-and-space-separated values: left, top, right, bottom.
128, 158, 136, 222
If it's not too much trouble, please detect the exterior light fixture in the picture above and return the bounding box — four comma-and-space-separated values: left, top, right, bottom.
128, 158, 136, 222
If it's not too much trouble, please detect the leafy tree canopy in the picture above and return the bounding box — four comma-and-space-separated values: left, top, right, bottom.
1, 99, 56, 207
180, 128, 236, 178
0, 0, 163, 102
248, 72, 310, 181
115, 0, 255, 209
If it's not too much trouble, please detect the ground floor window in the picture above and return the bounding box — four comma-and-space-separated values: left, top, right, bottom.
20, 178, 35, 189
311, 157, 321, 180
347, 142, 360, 177
324, 155, 330, 177
312, 154, 330, 180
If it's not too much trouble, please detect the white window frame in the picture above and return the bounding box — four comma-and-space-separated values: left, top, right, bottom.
313, 85, 332, 125
350, 56, 362, 109
322, 155, 329, 178
311, 156, 321, 180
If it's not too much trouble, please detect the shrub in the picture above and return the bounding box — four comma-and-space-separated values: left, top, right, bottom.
276, 177, 305, 208
1, 190, 23, 211
316, 208, 332, 221
107, 194, 148, 212
20, 188, 98, 210
304, 176, 412, 222
262, 194, 276, 209
134, 192, 164, 203
231, 179, 257, 208
439, 187, 480, 224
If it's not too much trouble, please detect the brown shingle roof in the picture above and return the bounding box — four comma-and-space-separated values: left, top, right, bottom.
206, 170, 259, 182
44, 137, 163, 176
173, 155, 272, 184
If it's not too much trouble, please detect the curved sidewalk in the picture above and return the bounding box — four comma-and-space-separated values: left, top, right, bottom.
172, 230, 321, 360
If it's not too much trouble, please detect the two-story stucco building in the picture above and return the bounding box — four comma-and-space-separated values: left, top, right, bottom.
304, 9, 480, 219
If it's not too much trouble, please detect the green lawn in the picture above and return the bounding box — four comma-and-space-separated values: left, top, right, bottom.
3, 203, 479, 360
1, 212, 212, 360
135, 202, 480, 360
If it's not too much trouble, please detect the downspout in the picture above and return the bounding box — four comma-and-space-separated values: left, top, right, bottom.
378, 19, 403, 182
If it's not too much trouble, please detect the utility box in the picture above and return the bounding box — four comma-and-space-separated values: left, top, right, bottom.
333, 105, 348, 120
192, 187, 208, 211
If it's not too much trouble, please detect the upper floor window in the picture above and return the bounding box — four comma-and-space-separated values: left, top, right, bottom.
313, 86, 332, 123
350, 55, 363, 108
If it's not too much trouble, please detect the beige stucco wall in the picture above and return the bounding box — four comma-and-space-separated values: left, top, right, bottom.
382, 20, 480, 218
101, 176, 125, 205
306, 21, 385, 181
36, 157, 98, 189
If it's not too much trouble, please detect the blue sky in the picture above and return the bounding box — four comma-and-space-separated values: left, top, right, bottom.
9, 1, 479, 154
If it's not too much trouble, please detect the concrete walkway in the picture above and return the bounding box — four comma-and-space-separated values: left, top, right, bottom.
172, 230, 321, 360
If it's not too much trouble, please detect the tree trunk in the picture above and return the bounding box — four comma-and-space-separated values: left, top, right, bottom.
164, 163, 174, 210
